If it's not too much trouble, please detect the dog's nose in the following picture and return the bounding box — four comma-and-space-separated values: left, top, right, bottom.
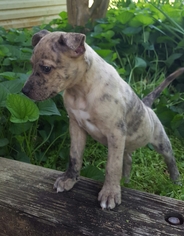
22, 86, 30, 96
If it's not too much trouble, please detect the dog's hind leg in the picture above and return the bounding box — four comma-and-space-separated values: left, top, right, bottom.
122, 152, 132, 183
150, 123, 180, 182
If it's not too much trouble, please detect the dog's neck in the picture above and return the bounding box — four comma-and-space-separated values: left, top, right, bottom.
65, 45, 97, 96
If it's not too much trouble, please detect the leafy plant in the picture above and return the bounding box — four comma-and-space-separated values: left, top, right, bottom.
0, 0, 184, 198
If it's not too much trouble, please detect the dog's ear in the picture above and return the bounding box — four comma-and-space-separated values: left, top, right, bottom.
32, 30, 50, 47
58, 33, 86, 57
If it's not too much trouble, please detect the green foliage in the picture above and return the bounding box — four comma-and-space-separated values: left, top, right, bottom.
6, 94, 39, 123
0, 0, 184, 199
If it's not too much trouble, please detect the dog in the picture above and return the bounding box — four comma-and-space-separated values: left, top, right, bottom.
22, 30, 183, 209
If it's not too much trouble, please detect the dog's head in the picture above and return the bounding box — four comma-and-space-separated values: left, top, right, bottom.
22, 30, 86, 101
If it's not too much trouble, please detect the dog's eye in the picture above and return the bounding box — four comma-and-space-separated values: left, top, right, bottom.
40, 65, 51, 73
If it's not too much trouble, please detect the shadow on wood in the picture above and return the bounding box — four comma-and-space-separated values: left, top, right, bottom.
0, 157, 184, 236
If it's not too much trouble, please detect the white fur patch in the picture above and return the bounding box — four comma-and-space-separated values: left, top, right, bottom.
56, 186, 64, 193
70, 109, 99, 134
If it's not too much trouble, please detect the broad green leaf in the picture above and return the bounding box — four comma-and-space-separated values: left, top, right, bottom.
134, 57, 147, 69
0, 36, 3, 43
101, 30, 115, 39
149, 25, 166, 35
3, 58, 11, 66
177, 39, 184, 48
81, 165, 104, 182
1, 80, 23, 94
172, 117, 184, 138
0, 72, 29, 82
94, 25, 103, 33
156, 36, 174, 43
0, 45, 9, 57
161, 4, 181, 20
153, 12, 166, 21
38, 99, 61, 116
6, 31, 26, 43
143, 31, 150, 43
59, 11, 67, 20
129, 17, 142, 27
176, 123, 184, 138
117, 11, 134, 24
117, 68, 126, 76
6, 94, 39, 123
100, 23, 114, 31
0, 84, 9, 107
151, 3, 184, 34
95, 49, 112, 58
0, 72, 16, 80
169, 93, 181, 102
9, 122, 33, 135
39, 130, 48, 141
20, 73, 30, 83
156, 106, 176, 127
95, 18, 108, 24
122, 27, 142, 35
90, 32, 103, 39
20, 48, 33, 53
16, 151, 30, 163
112, 52, 117, 61
0, 138, 9, 147
134, 14, 154, 26
165, 53, 182, 67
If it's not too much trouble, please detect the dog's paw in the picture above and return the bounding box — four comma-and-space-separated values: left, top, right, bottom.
98, 185, 121, 210
53, 173, 77, 192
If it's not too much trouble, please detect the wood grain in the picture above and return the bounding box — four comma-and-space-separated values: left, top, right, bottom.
0, 0, 66, 29
0, 157, 184, 236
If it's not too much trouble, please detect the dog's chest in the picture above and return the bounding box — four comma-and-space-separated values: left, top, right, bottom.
69, 108, 100, 134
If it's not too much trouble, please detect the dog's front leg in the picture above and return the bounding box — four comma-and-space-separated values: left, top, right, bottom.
54, 118, 87, 192
98, 133, 125, 209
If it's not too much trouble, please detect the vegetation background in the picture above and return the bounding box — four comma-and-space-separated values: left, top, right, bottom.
0, 0, 184, 200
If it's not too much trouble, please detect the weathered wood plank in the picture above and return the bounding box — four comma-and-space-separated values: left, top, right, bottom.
0, 6, 64, 20
0, 0, 66, 10
0, 157, 184, 236
0, 0, 66, 29
0, 16, 60, 29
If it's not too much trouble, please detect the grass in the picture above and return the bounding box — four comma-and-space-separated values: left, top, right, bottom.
78, 134, 184, 200
40, 84, 184, 201
129, 135, 184, 200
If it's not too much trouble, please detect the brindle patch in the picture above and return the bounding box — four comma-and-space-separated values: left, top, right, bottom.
127, 97, 145, 135
51, 44, 57, 53
152, 140, 173, 156
116, 120, 126, 134
100, 93, 112, 102
64, 157, 79, 180
72, 69, 78, 77
158, 142, 172, 153
35, 72, 40, 76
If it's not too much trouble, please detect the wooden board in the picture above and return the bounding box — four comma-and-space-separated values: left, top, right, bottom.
0, 0, 66, 29
0, 157, 184, 236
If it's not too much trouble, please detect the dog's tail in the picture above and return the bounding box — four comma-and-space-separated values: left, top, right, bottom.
142, 67, 184, 107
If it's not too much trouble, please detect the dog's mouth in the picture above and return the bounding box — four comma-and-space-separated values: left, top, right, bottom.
47, 91, 58, 99
32, 91, 58, 102
22, 85, 58, 101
